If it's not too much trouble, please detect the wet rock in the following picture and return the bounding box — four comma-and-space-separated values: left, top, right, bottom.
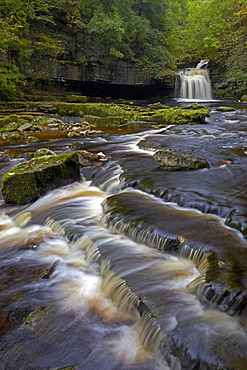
27, 136, 39, 143
153, 149, 210, 170
8, 133, 22, 141
1, 152, 80, 204
216, 106, 236, 112
34, 148, 57, 157
21, 306, 50, 332
46, 118, 64, 124
83, 115, 127, 126
0, 311, 8, 330
49, 366, 75, 370
214, 81, 228, 90
0, 153, 10, 162
67, 131, 81, 137
148, 102, 169, 109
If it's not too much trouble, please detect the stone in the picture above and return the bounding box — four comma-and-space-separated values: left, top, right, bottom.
153, 149, 210, 170
18, 123, 33, 131
216, 106, 236, 112
27, 136, 39, 142
1, 152, 80, 204
83, 115, 127, 126
34, 148, 57, 157
8, 133, 22, 141
65, 95, 87, 103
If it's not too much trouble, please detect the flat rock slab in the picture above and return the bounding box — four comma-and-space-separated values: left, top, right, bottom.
1, 152, 80, 205
102, 190, 247, 314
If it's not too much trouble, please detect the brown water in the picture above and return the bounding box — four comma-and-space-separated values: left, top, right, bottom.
0, 102, 247, 370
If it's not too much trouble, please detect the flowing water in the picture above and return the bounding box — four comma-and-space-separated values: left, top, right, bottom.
176, 68, 212, 101
0, 101, 247, 370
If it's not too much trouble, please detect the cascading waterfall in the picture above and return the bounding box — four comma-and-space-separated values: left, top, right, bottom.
176, 60, 212, 100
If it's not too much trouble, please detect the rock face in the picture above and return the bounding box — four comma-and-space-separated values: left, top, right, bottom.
153, 149, 210, 170
1, 152, 80, 205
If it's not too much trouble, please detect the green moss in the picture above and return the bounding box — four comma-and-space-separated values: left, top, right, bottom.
64, 95, 87, 103
149, 107, 210, 125
0, 114, 35, 132
27, 136, 39, 142
0, 122, 21, 132
216, 106, 236, 112
240, 95, 247, 102
34, 148, 56, 157
8, 133, 22, 141
22, 306, 49, 331
1, 152, 80, 204
205, 251, 222, 282
0, 115, 18, 126
19, 114, 34, 121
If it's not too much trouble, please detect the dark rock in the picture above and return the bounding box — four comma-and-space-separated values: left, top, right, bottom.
1, 152, 80, 204
153, 149, 210, 170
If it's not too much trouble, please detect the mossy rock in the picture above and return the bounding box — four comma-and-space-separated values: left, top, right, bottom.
240, 95, 247, 102
216, 106, 236, 112
27, 136, 39, 143
19, 114, 34, 121
1, 152, 80, 205
0, 122, 21, 132
0, 115, 18, 127
83, 115, 127, 126
150, 107, 210, 125
153, 149, 210, 170
8, 133, 22, 141
34, 148, 57, 157
64, 95, 87, 103
148, 102, 169, 109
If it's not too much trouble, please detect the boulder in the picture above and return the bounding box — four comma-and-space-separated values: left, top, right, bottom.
1, 152, 80, 204
216, 106, 236, 112
153, 149, 209, 170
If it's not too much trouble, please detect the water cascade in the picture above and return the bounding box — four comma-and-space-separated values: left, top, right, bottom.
1, 103, 247, 369
176, 60, 212, 100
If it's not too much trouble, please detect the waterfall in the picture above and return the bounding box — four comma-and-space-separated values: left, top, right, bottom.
176, 60, 212, 100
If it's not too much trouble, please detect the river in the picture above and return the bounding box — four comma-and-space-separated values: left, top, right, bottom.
0, 99, 247, 370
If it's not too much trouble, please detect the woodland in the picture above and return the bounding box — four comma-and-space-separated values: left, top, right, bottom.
0, 0, 246, 100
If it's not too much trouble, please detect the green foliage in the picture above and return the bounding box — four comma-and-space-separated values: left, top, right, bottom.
87, 6, 124, 58
0, 63, 26, 100
0, 0, 246, 99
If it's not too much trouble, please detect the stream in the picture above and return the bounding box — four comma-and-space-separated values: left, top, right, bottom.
0, 100, 247, 370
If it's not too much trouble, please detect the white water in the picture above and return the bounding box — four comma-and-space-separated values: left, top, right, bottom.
1, 109, 247, 369
1, 177, 247, 369
177, 68, 212, 101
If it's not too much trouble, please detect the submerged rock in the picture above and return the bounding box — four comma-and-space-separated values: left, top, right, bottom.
153, 149, 210, 170
1, 152, 80, 204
